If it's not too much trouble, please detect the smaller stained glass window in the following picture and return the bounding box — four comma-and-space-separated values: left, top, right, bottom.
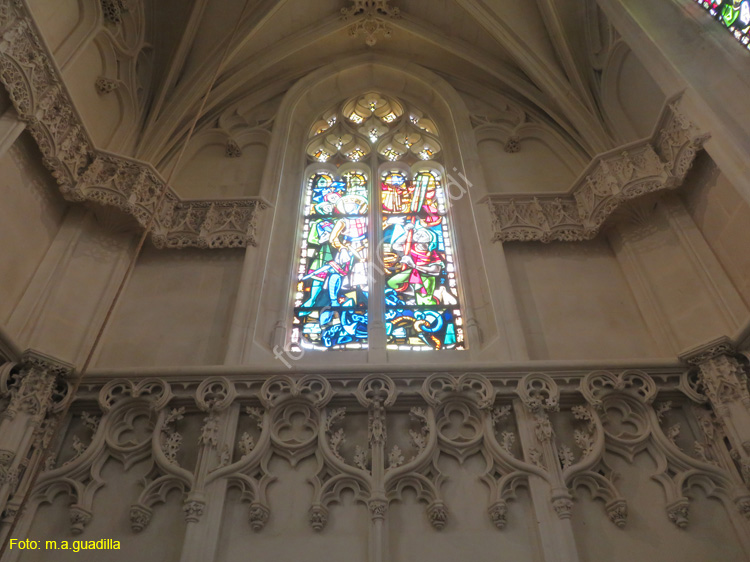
695, 0, 750, 49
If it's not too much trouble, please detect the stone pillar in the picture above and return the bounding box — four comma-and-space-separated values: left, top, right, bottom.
0, 106, 25, 159
514, 374, 580, 562
178, 377, 237, 562
0, 350, 73, 521
680, 337, 750, 486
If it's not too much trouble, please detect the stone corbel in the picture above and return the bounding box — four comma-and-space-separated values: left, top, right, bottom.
0, 0, 270, 249
182, 498, 206, 523
486, 96, 709, 243
129, 504, 152, 532
666, 498, 690, 529
69, 504, 92, 534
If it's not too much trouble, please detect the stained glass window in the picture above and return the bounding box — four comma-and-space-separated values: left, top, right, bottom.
291, 93, 465, 351
694, 0, 750, 50
381, 169, 464, 350
291, 170, 370, 350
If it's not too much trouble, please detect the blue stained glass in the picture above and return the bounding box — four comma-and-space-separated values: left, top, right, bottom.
384, 305, 463, 350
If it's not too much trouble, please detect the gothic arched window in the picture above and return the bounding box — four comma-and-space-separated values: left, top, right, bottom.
290, 93, 465, 352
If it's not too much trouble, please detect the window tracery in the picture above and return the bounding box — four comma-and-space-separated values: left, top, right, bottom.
291, 93, 465, 352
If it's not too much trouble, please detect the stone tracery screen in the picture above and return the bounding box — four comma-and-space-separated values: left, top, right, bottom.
291, 93, 465, 351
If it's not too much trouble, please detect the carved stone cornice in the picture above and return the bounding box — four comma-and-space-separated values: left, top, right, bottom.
486, 99, 709, 243
0, 1, 268, 249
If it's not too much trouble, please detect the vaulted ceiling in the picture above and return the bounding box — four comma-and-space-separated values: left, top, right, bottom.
136, 0, 614, 168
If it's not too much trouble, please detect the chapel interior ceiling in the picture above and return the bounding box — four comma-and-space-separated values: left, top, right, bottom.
5, 0, 696, 248
134, 0, 615, 168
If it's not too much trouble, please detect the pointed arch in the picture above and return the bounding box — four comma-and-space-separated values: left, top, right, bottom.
231, 54, 516, 364
290, 91, 465, 351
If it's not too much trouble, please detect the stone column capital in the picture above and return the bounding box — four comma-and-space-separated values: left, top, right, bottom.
1, 350, 74, 421
679, 337, 750, 488
679, 335, 737, 365
18, 349, 75, 379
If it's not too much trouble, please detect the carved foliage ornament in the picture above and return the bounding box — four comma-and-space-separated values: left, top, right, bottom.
504, 135, 520, 154
94, 77, 117, 95
129, 505, 152, 533
679, 340, 750, 490
225, 138, 242, 158
182, 499, 205, 523
0, 450, 18, 489
101, 0, 128, 25
1, 351, 73, 421
341, 0, 400, 46
0, 1, 268, 250
69, 505, 92, 534
13, 369, 750, 543
487, 99, 709, 243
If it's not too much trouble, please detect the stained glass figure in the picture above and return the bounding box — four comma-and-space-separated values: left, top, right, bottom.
292, 171, 370, 350
695, 0, 750, 50
381, 170, 464, 350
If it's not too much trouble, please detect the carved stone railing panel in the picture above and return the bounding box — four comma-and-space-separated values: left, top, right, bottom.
0, 364, 746, 554
486, 98, 709, 243
0, 364, 747, 561
0, 0, 268, 249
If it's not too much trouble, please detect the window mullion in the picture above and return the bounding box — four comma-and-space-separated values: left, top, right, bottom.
368, 151, 386, 357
